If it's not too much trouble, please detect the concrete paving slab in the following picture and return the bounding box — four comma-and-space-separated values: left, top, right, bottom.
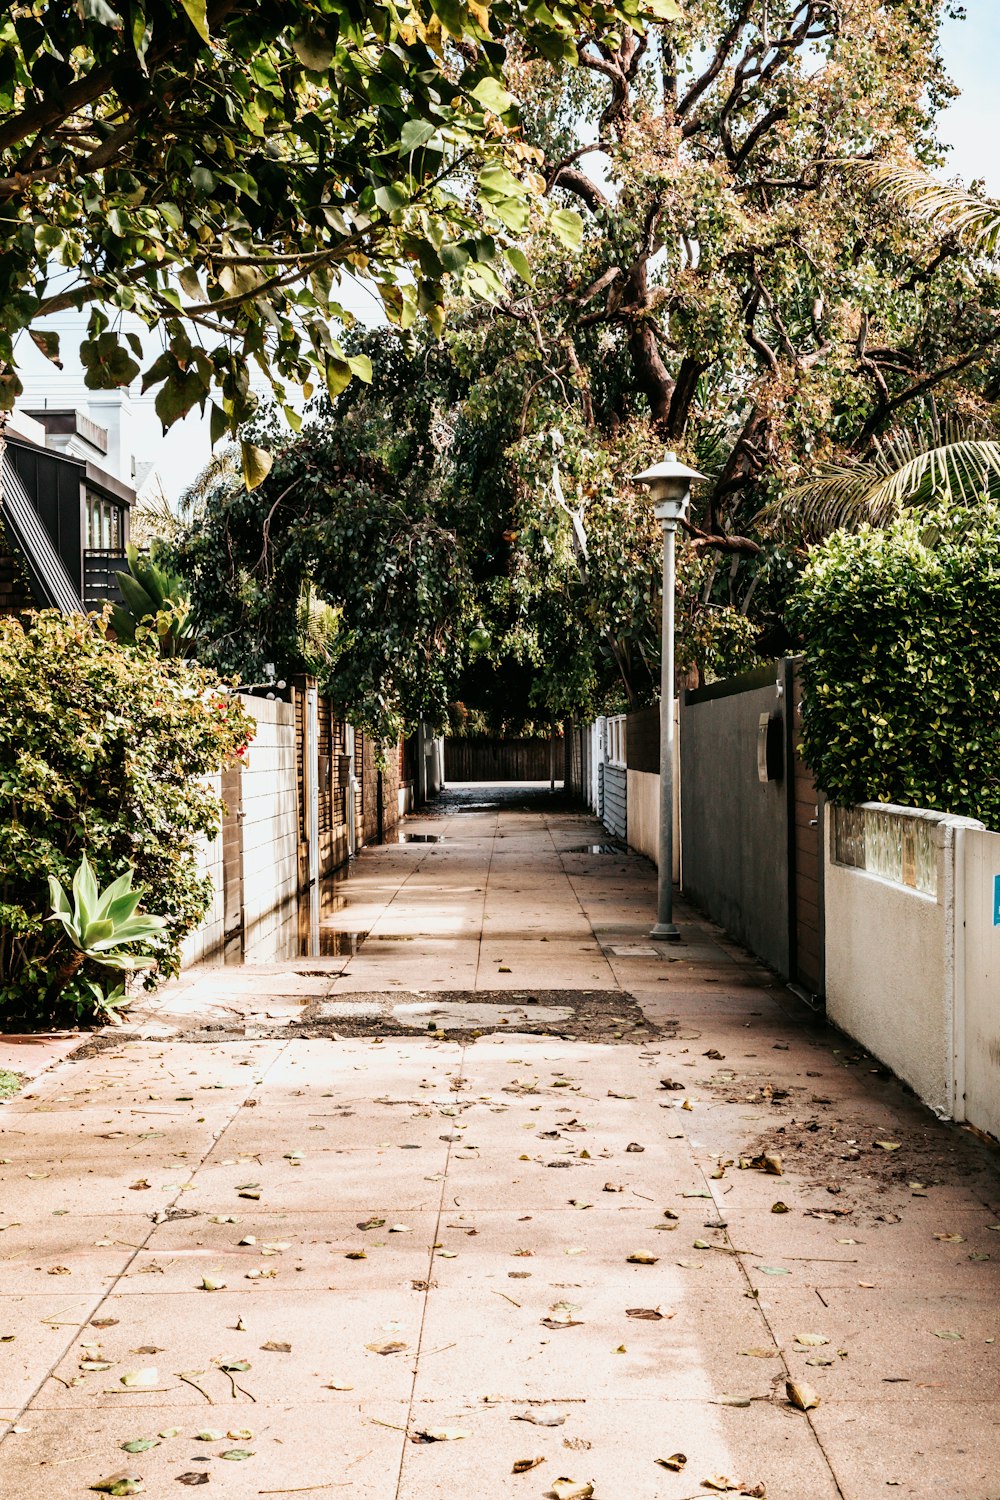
2, 789, 999, 1497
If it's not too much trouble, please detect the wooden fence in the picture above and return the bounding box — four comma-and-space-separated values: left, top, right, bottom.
444, 736, 562, 782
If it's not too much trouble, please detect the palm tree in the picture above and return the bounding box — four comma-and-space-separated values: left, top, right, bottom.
860, 161, 1000, 257
759, 421, 1000, 541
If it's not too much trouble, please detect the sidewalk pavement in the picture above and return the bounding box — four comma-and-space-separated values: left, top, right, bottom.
1, 789, 999, 1499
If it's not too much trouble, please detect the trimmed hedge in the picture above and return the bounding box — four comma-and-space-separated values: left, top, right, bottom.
788, 505, 1000, 828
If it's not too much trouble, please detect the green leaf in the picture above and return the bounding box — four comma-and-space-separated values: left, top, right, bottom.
325, 357, 353, 399
399, 120, 438, 153
550, 208, 584, 249
176, 0, 209, 44
471, 77, 516, 114
504, 246, 535, 285
241, 442, 273, 492
120, 1439, 159, 1454
347, 354, 373, 384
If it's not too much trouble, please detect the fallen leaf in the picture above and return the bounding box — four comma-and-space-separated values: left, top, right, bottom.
120, 1369, 158, 1388
626, 1251, 658, 1265
196, 1431, 225, 1442
410, 1428, 469, 1443
120, 1439, 158, 1454
795, 1334, 830, 1347
512, 1410, 566, 1427
806, 1354, 835, 1366
200, 1277, 226, 1292
771, 1201, 789, 1214
932, 1329, 964, 1341
358, 1218, 385, 1231
345, 1251, 367, 1260
874, 1141, 901, 1151
702, 1476, 736, 1492
366, 1342, 408, 1355
626, 1142, 645, 1153
655, 1453, 687, 1471
786, 1378, 820, 1410
714, 1395, 751, 1407
677, 1259, 703, 1270
220, 1449, 254, 1461
704, 1049, 724, 1060
551, 1480, 594, 1500
512, 1456, 545, 1473
626, 1308, 664, 1321
90, 1476, 144, 1496
569, 1200, 593, 1210
933, 1233, 965, 1244
740, 1348, 780, 1359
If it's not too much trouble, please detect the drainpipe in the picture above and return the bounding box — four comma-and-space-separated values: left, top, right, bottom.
951, 824, 968, 1123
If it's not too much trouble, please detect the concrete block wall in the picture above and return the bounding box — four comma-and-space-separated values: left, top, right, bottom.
240, 696, 298, 956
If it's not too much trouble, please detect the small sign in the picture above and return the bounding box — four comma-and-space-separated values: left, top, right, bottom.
994, 874, 1000, 927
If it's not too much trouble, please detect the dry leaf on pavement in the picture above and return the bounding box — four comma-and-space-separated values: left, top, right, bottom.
90, 1475, 143, 1496
626, 1307, 665, 1320
409, 1428, 469, 1443
786, 1379, 820, 1410
512, 1456, 545, 1473
551, 1480, 594, 1500
655, 1453, 687, 1471
626, 1251, 658, 1264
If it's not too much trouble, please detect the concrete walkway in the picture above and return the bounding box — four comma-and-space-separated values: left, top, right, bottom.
1, 789, 999, 1499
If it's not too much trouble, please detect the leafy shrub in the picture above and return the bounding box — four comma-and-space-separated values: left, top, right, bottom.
788, 504, 1000, 826
0, 612, 252, 1024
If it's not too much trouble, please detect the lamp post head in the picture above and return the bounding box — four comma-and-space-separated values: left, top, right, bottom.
632, 450, 707, 523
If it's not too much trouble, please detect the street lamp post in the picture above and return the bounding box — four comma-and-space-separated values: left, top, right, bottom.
632, 451, 706, 941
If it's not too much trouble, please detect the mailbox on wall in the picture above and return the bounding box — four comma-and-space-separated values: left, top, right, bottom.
757, 711, 784, 783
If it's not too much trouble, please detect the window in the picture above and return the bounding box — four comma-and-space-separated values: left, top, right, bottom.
85, 490, 123, 551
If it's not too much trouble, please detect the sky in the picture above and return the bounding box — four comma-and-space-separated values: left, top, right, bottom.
938, 3, 1000, 193
15, 2, 1000, 504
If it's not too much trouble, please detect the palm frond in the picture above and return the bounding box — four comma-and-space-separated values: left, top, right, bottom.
760, 432, 1000, 540
859, 162, 1000, 256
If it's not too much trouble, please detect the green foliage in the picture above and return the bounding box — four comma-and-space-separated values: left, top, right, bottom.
789, 504, 1000, 827
110, 542, 197, 657
165, 380, 477, 742
0, 0, 670, 430
0, 612, 252, 1024
0, 1069, 23, 1101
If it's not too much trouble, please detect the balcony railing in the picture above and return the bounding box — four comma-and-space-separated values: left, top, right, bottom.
83, 549, 130, 608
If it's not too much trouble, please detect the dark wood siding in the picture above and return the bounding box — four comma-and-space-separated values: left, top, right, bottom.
444, 737, 562, 782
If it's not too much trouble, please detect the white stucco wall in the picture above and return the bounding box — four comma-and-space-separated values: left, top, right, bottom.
824, 806, 982, 1117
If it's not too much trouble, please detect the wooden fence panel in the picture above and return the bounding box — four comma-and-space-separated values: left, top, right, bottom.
444, 737, 563, 782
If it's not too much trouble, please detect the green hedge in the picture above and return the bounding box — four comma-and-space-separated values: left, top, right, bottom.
0, 612, 252, 1024
788, 504, 1000, 827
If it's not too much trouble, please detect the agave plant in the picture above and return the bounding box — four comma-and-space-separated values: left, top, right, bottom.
46, 857, 167, 1003
110, 542, 197, 658
760, 423, 1000, 542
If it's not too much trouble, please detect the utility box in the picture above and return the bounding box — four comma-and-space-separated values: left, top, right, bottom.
757, 711, 784, 783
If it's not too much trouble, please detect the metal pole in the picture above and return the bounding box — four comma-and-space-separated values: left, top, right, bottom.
651, 518, 681, 940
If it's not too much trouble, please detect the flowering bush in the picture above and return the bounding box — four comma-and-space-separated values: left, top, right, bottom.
0, 611, 252, 1024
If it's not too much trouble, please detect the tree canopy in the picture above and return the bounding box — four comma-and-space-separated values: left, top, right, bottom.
0, 0, 677, 482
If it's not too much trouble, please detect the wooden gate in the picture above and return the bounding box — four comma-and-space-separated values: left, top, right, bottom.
444, 736, 562, 782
